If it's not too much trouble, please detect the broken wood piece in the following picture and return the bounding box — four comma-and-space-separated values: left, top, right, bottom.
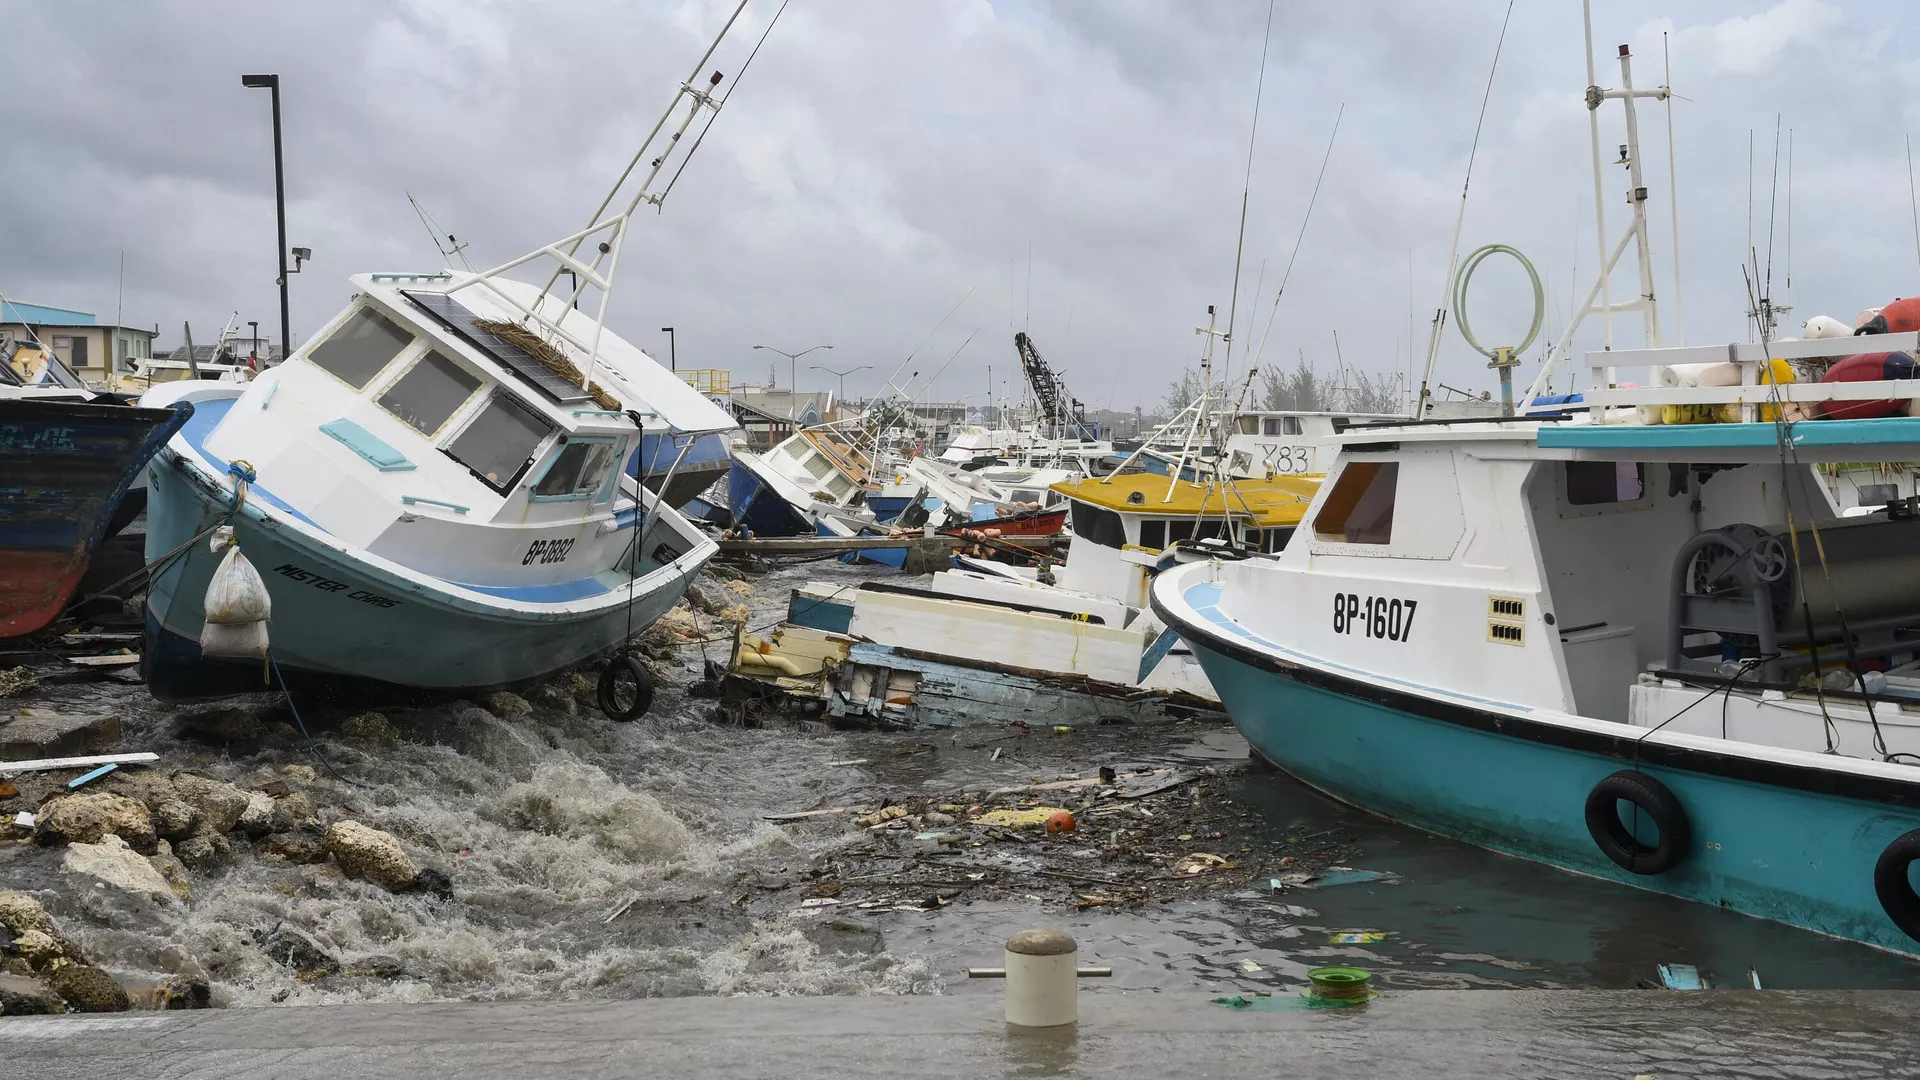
0, 751, 158, 776
762, 807, 851, 823
64, 655, 141, 667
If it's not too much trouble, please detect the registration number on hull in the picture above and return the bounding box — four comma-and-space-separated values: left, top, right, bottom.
1332, 593, 1415, 642
523, 538, 575, 566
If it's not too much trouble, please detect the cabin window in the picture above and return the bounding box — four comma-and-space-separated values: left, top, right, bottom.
1139, 520, 1167, 550
445, 391, 551, 492
1167, 520, 1194, 544
377, 350, 480, 436
1070, 501, 1127, 549
310, 307, 415, 389
1313, 461, 1398, 544
1009, 488, 1044, 505
533, 437, 622, 500
1565, 461, 1645, 505
1262, 418, 1281, 436
1193, 519, 1227, 542
1238, 416, 1260, 434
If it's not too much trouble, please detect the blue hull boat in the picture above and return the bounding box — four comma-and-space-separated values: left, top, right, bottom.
725, 457, 813, 536
1156, 571, 1920, 955
631, 430, 732, 508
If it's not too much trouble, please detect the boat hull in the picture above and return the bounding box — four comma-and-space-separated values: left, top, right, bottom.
143, 440, 706, 701
0, 398, 190, 638
725, 459, 814, 536
632, 430, 732, 509
1158, 570, 1920, 955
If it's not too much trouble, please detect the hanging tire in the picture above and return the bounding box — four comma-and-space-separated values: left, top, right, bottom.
1584, 769, 1690, 875
597, 654, 654, 723
1873, 829, 1920, 941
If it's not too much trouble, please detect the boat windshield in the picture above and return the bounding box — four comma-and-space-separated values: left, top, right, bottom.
445, 391, 551, 491
311, 308, 415, 389
2, 340, 88, 389
533, 438, 622, 500
378, 350, 481, 436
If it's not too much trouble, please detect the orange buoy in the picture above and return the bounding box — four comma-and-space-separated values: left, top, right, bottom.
1045, 810, 1077, 834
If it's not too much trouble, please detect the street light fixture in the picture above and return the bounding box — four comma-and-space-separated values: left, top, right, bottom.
660, 327, 676, 371
751, 343, 832, 417
241, 73, 292, 364
810, 363, 871, 408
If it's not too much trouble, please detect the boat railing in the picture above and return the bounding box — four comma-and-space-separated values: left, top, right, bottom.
1552, 331, 1920, 424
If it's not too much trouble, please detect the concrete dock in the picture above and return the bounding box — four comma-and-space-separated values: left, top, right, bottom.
6, 990, 1918, 1078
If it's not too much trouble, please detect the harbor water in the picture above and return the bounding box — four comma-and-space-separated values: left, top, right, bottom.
5, 558, 1920, 1009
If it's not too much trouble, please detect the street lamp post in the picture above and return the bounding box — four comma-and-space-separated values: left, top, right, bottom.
809, 363, 872, 408
247, 320, 259, 368
751, 342, 832, 418
241, 73, 291, 364
661, 327, 676, 371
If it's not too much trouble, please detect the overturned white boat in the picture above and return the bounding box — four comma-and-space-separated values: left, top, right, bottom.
139, 11, 763, 700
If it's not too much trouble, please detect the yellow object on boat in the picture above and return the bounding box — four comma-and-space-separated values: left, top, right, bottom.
1051, 473, 1319, 528
1654, 358, 1796, 425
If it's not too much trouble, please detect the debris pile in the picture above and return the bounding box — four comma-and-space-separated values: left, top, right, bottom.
763, 760, 1364, 913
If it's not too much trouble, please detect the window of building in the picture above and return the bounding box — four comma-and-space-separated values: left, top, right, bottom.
309, 307, 415, 389
1565, 461, 1646, 505
533, 437, 623, 500
1313, 461, 1398, 544
1138, 520, 1167, 551
445, 392, 551, 492
1069, 501, 1127, 549
377, 350, 481, 436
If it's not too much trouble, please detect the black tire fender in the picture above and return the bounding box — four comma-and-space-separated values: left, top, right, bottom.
1584, 769, 1690, 875
596, 654, 655, 723
1873, 829, 1920, 941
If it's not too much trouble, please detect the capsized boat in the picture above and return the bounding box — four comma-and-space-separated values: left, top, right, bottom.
1, 338, 191, 638
138, 12, 759, 699
726, 419, 880, 537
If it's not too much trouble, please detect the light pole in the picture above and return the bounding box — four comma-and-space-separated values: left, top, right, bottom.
810, 363, 871, 408
241, 74, 290, 365
751, 343, 832, 417
247, 320, 259, 368
661, 327, 676, 371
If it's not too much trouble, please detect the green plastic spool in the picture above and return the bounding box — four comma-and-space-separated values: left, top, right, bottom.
1305, 966, 1373, 1002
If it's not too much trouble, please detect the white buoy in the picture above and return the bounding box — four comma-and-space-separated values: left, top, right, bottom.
965, 928, 1111, 1028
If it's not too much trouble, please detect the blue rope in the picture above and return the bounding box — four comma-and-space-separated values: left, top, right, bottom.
225, 461, 257, 518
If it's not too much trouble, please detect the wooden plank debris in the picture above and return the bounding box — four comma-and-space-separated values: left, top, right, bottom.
0, 752, 159, 776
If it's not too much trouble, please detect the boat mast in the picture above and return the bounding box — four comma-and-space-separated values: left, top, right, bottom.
1518, 0, 1670, 413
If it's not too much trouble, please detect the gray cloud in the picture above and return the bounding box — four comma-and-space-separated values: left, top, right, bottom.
6, 0, 1918, 411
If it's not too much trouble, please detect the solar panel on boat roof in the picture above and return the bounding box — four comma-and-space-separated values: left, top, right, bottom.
403, 289, 591, 405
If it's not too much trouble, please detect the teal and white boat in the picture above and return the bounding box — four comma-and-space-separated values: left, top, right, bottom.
138, 8, 764, 700
1155, 23, 1920, 955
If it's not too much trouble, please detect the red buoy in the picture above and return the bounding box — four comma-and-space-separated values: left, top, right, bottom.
1818, 352, 1918, 419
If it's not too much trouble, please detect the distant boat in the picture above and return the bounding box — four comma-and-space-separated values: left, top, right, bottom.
1, 339, 190, 639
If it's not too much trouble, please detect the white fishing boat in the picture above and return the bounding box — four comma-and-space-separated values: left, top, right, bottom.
1156, 15, 1920, 955
139, 6, 768, 702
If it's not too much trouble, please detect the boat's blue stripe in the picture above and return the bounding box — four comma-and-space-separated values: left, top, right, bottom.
1539, 416, 1920, 450
1183, 579, 1529, 713
453, 577, 611, 601
177, 397, 326, 531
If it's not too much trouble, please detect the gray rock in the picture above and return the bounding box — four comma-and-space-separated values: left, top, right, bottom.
341, 954, 404, 979
152, 973, 211, 1009
170, 705, 270, 747
258, 831, 327, 864
522, 683, 576, 714
148, 795, 199, 841
61, 834, 180, 901
174, 832, 232, 871
171, 775, 251, 835
147, 850, 192, 901
340, 711, 399, 745
237, 791, 289, 837
261, 923, 338, 976
0, 971, 64, 1015
34, 793, 156, 853
47, 964, 130, 1012
0, 708, 120, 760
482, 691, 531, 719
411, 867, 454, 900
324, 821, 420, 892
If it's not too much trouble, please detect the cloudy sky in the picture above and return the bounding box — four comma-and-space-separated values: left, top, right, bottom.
7, 0, 1919, 412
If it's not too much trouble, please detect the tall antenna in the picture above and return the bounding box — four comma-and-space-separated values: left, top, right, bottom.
1220, 0, 1277, 394
1250, 103, 1344, 371
1786, 127, 1794, 315
1662, 31, 1684, 345
1416, 0, 1515, 419
407, 192, 472, 270
1908, 134, 1920, 275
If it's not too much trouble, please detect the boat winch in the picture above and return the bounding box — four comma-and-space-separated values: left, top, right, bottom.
1666, 515, 1920, 685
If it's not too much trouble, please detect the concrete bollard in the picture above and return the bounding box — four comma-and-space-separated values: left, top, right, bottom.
967, 928, 1112, 1028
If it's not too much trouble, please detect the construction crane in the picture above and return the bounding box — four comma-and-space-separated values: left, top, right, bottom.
1012, 331, 1088, 438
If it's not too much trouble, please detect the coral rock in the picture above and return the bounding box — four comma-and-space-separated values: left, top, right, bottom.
171, 775, 251, 835
61, 835, 180, 902
482, 691, 532, 719
152, 973, 212, 1010
34, 793, 156, 853
47, 964, 130, 1012
173, 832, 232, 872
324, 821, 420, 892
0, 972, 65, 1015
340, 712, 399, 745
259, 832, 328, 865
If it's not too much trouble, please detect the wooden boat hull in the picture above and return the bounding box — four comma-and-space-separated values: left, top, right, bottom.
0, 397, 190, 638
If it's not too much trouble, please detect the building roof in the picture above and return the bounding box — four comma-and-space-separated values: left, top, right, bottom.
0, 299, 97, 327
